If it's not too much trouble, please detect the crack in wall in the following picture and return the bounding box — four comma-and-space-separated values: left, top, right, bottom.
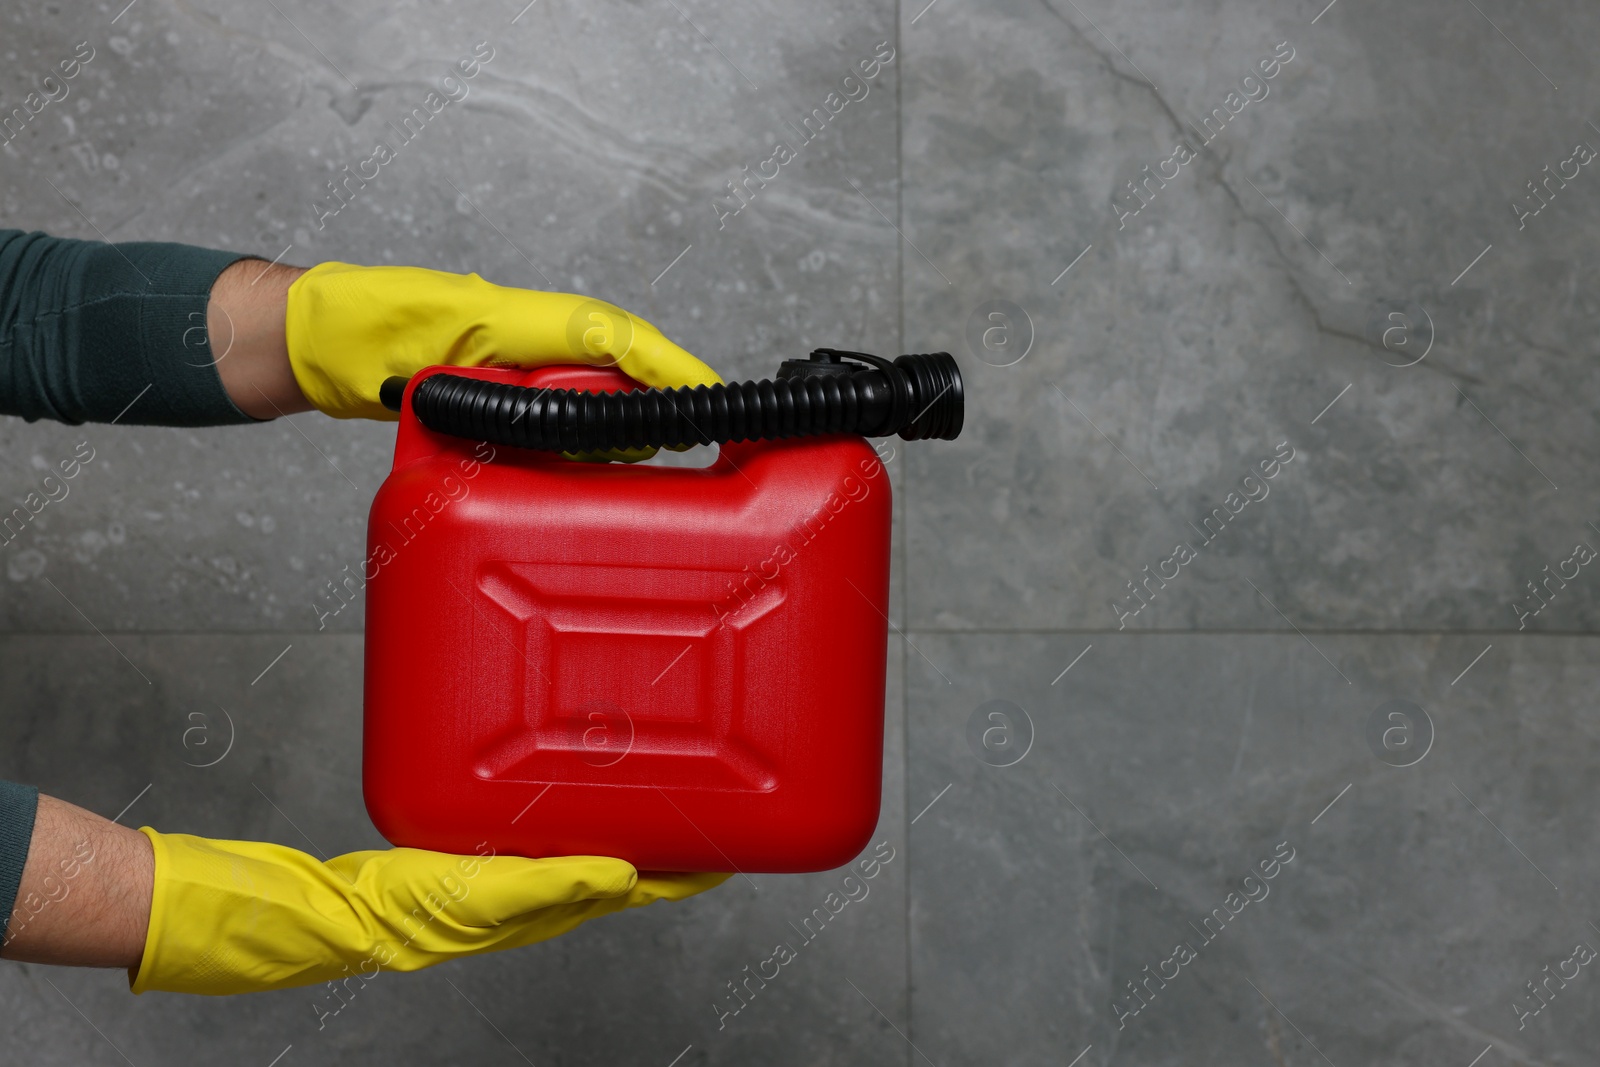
1037, 0, 1487, 388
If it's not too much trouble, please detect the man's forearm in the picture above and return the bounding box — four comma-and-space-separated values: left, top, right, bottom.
1, 794, 152, 970
210, 258, 311, 420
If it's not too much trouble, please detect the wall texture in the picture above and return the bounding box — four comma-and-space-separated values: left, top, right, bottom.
2, 0, 1597, 1063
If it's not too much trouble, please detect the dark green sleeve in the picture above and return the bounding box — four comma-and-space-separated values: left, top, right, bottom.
0, 229, 262, 426
0, 779, 39, 948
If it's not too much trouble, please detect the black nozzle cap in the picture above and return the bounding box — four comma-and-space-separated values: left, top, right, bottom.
380, 376, 409, 413
776, 348, 872, 380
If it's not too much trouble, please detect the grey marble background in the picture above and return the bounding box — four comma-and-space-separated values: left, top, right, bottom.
1, 0, 1596, 1063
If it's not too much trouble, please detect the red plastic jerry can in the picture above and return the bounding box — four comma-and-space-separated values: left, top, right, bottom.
363, 363, 892, 873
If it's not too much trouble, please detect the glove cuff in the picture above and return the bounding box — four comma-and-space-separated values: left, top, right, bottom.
128, 826, 168, 994
284, 260, 372, 420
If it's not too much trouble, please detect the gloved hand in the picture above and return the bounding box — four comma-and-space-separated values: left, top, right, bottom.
284, 262, 722, 421
131, 827, 728, 996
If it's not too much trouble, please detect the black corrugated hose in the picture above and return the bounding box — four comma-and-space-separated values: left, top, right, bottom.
379, 349, 963, 453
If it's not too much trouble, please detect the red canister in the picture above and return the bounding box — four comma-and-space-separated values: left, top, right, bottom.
362, 363, 891, 872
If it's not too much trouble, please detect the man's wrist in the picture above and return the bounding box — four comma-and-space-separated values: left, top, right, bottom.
211, 258, 312, 420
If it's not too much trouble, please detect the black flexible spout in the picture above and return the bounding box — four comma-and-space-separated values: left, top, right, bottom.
380, 349, 963, 453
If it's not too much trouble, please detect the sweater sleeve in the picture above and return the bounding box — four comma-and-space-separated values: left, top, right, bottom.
0, 229, 261, 426
0, 779, 40, 948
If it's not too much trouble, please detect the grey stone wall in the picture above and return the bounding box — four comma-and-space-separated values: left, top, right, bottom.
2, 0, 1596, 1063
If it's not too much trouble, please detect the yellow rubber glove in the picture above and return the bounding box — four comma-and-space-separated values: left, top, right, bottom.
131, 828, 728, 996
284, 261, 723, 421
